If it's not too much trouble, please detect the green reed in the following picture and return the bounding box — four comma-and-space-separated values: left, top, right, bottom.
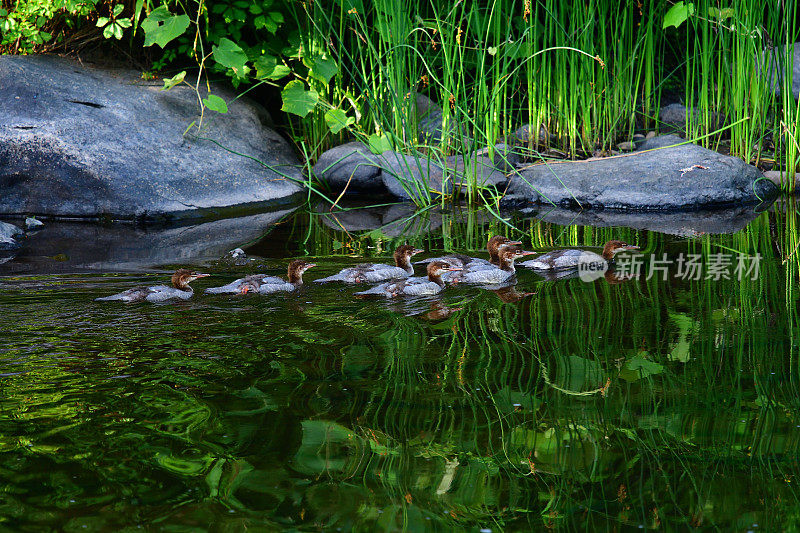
286, 0, 798, 208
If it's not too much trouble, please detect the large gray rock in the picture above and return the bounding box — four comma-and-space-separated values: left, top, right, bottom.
312, 142, 384, 193
658, 103, 724, 132
0, 55, 303, 220
380, 151, 509, 201
0, 220, 24, 250
413, 93, 471, 147
502, 134, 776, 210
759, 43, 800, 100
313, 142, 512, 200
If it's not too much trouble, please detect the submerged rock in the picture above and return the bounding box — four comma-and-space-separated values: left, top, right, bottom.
502, 134, 776, 210
0, 220, 24, 250
0, 55, 302, 220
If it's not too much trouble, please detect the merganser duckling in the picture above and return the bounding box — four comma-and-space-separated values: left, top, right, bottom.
354, 261, 461, 297
95, 269, 209, 302
314, 245, 423, 283
205, 260, 316, 294
520, 240, 639, 271
417, 235, 522, 270
446, 247, 534, 285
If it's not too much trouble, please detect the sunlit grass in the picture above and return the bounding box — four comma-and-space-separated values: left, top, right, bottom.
284, 0, 798, 209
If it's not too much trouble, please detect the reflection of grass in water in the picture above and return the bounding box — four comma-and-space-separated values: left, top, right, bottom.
4, 204, 800, 530
284, 206, 800, 529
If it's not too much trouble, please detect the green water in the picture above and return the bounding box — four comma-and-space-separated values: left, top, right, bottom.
2, 204, 800, 531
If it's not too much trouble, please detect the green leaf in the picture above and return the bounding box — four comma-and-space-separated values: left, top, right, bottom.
203, 94, 228, 114
280, 80, 319, 117
141, 7, 190, 48
662, 1, 694, 29
306, 55, 337, 84
102, 24, 114, 38
368, 133, 392, 154
553, 355, 604, 392
112, 23, 123, 39
324, 109, 354, 134
117, 18, 132, 28
620, 352, 665, 382
112, 4, 124, 16
212, 37, 248, 78
253, 54, 288, 80
96, 17, 109, 27
160, 70, 186, 91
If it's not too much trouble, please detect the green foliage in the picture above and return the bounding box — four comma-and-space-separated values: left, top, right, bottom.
280, 80, 319, 117
140, 6, 189, 48
95, 3, 131, 40
662, 1, 694, 29
211, 37, 248, 78
202, 93, 228, 113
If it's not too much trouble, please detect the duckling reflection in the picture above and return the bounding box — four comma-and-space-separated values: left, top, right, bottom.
532, 267, 637, 284
416, 301, 463, 321
490, 285, 536, 303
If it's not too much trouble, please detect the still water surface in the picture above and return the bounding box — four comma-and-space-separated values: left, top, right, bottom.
1, 202, 799, 531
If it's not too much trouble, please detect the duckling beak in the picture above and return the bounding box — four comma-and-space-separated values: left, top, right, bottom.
306, 263, 317, 269
520, 250, 537, 256
445, 266, 463, 271
508, 240, 523, 245
193, 273, 211, 279
412, 248, 424, 255
623, 245, 640, 250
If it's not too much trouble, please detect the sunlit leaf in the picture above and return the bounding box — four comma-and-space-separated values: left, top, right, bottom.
203, 94, 228, 114
324, 109, 353, 134
306, 55, 337, 84
254, 54, 290, 80
212, 37, 248, 78
662, 1, 694, 29
368, 133, 392, 154
141, 7, 190, 48
160, 70, 186, 91
280, 80, 319, 117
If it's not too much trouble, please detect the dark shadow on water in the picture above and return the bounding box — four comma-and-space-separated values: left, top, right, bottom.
0, 207, 298, 274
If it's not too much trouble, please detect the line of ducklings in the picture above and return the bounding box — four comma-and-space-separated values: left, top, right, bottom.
95, 236, 639, 303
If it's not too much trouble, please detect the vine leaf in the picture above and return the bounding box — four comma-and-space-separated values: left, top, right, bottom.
324, 109, 353, 134
141, 6, 190, 48
281, 80, 319, 117
212, 38, 248, 78
203, 94, 228, 114
161, 71, 186, 91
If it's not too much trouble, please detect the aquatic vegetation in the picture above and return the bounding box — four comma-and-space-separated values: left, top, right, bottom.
2, 201, 800, 529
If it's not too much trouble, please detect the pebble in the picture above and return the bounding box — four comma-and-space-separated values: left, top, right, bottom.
25, 216, 44, 230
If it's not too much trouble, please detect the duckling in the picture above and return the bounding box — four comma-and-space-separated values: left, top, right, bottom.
96, 269, 209, 302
